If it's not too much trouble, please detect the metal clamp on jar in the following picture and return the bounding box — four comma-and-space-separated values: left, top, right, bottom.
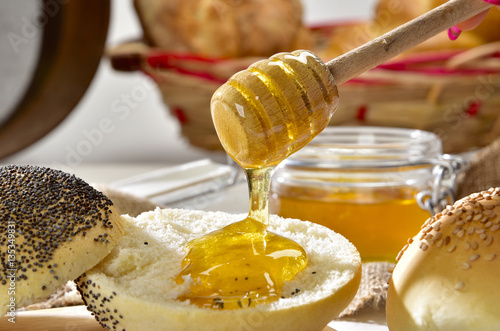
270, 126, 465, 262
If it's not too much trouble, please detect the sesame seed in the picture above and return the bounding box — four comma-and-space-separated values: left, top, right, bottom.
472, 214, 483, 222
396, 245, 408, 261
461, 262, 471, 270
455, 282, 465, 290
484, 253, 497, 261
469, 254, 480, 262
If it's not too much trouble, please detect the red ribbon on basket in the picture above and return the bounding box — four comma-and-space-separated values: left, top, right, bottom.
146, 53, 228, 84
346, 47, 500, 85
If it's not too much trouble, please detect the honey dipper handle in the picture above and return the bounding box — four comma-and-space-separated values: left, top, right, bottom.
327, 0, 493, 85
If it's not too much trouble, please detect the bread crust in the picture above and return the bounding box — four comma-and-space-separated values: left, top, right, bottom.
0, 165, 124, 316
387, 187, 500, 331
133, 0, 311, 58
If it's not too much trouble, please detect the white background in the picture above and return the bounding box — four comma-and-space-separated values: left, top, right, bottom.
2, 0, 377, 169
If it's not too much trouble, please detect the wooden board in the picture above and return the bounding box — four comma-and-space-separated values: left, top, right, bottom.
0, 0, 110, 159
0, 306, 103, 331
0, 306, 336, 330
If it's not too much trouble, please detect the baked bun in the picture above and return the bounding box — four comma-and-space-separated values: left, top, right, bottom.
134, 0, 310, 58
76, 208, 361, 331
0, 165, 124, 316
372, 0, 486, 53
386, 187, 500, 331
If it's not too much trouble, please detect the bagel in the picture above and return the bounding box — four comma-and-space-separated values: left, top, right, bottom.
0, 165, 124, 316
386, 187, 500, 330
76, 208, 362, 331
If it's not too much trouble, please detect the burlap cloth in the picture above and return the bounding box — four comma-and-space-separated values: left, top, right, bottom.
456, 137, 500, 199
25, 138, 500, 317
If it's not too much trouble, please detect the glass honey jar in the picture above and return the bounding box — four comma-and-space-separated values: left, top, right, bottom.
270, 126, 464, 262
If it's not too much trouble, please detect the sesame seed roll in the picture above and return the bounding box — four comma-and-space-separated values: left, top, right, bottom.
387, 187, 500, 331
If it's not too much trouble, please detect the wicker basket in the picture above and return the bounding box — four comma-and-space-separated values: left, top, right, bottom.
335, 42, 500, 153
110, 41, 500, 154
110, 43, 263, 150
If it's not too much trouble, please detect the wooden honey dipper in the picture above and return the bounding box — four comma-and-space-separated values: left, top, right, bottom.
211, 0, 493, 169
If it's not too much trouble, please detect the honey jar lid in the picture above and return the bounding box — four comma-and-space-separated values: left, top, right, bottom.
284, 126, 442, 169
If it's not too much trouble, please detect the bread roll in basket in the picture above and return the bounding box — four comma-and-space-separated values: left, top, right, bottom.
109, 0, 500, 154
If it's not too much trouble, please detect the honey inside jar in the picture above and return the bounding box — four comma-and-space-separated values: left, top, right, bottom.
270, 126, 453, 262
271, 183, 430, 262
175, 51, 339, 309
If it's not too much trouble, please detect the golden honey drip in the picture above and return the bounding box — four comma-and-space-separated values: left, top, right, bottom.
175, 216, 307, 308
175, 50, 338, 309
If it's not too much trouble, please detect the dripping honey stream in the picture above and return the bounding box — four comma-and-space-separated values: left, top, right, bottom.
175, 167, 308, 309
174, 51, 339, 309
